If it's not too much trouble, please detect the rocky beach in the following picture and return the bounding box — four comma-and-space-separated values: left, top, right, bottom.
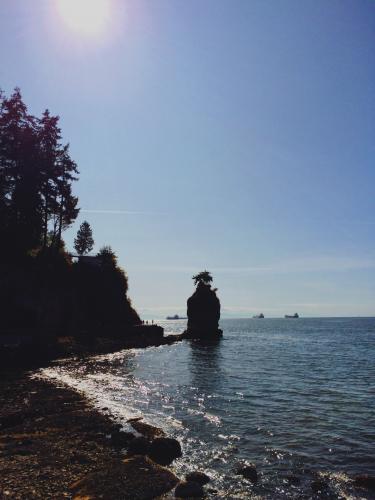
2, 316, 375, 500
0, 369, 213, 499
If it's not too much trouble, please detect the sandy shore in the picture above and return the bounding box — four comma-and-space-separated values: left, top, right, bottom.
0, 372, 182, 499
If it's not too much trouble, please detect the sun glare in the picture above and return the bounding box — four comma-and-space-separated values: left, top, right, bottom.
57, 0, 111, 36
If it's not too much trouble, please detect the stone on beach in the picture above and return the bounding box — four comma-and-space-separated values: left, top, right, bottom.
130, 420, 166, 439
148, 437, 182, 465
310, 478, 329, 494
235, 463, 258, 483
110, 430, 135, 449
127, 436, 150, 456
175, 480, 205, 498
185, 471, 211, 485
70, 455, 179, 500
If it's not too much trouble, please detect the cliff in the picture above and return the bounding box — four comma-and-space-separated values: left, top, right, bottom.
0, 251, 141, 347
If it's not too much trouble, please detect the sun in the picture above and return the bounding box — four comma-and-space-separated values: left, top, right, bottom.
57, 0, 111, 36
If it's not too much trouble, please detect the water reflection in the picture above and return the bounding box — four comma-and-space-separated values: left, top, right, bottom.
189, 339, 223, 394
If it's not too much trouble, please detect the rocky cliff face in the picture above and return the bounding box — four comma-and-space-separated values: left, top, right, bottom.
184, 282, 222, 339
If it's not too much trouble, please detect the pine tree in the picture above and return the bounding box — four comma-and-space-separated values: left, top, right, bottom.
74, 221, 94, 255
0, 88, 80, 257
0, 88, 43, 254
38, 110, 79, 249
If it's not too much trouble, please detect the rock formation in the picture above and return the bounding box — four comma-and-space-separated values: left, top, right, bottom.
183, 271, 222, 339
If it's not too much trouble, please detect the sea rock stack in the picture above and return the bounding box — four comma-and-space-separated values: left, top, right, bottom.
183, 271, 222, 339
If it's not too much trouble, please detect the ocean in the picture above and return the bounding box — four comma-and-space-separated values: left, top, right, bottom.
40, 317, 375, 498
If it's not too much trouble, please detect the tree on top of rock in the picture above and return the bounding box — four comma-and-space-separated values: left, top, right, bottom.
192, 270, 213, 287
74, 220, 94, 255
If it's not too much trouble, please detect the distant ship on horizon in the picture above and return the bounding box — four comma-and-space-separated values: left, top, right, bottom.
285, 313, 299, 318
253, 313, 265, 319
166, 314, 187, 320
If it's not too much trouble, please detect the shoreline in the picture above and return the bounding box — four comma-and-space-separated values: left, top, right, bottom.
2, 330, 375, 499
0, 330, 183, 373
0, 371, 185, 499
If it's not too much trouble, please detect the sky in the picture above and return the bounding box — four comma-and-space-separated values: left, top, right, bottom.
1, 0, 374, 318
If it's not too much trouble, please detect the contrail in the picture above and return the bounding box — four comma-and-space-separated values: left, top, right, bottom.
81, 209, 165, 215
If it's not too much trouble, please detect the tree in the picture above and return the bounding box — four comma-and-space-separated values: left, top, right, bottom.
74, 221, 94, 255
97, 245, 117, 267
192, 270, 213, 287
38, 110, 79, 249
0, 88, 43, 254
0, 88, 80, 257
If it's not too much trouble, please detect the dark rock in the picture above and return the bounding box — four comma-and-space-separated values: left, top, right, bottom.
110, 430, 134, 449
148, 437, 182, 465
128, 325, 164, 343
127, 436, 150, 456
311, 479, 328, 493
354, 475, 375, 490
235, 463, 258, 483
285, 474, 301, 485
175, 481, 204, 498
70, 455, 179, 499
184, 280, 222, 339
130, 420, 166, 439
185, 471, 210, 485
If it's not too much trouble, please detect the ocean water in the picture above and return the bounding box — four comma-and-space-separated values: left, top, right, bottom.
40, 318, 375, 498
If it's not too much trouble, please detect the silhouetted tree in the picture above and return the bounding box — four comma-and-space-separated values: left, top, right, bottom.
0, 88, 42, 254
0, 88, 79, 257
74, 221, 94, 255
38, 110, 79, 249
97, 245, 117, 267
192, 270, 213, 287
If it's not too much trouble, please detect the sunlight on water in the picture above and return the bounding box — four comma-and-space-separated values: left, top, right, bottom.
38, 318, 375, 498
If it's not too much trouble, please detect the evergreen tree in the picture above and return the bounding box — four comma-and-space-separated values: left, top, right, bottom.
97, 245, 118, 267
74, 221, 94, 255
0, 88, 42, 254
0, 88, 80, 257
38, 110, 79, 249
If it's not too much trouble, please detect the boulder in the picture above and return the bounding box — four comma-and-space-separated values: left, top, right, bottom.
185, 471, 211, 485
130, 420, 166, 439
175, 481, 204, 498
70, 455, 179, 500
311, 479, 329, 493
235, 463, 258, 483
148, 437, 182, 465
110, 430, 134, 449
127, 436, 150, 456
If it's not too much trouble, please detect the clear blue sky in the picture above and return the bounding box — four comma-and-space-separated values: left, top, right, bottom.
1, 0, 374, 318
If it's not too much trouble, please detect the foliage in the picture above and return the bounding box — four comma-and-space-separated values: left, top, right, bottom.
192, 270, 213, 287
0, 89, 141, 341
0, 88, 79, 258
97, 245, 117, 267
73, 245, 139, 335
74, 221, 94, 255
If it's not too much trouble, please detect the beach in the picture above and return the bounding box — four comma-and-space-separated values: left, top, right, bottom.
0, 371, 186, 499
1, 318, 375, 499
